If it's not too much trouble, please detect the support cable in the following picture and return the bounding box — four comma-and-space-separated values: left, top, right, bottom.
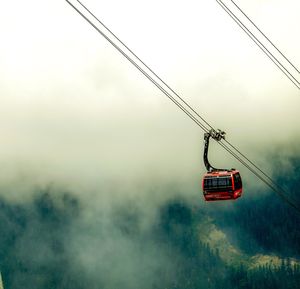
230, 0, 300, 74
75, 0, 215, 132
216, 0, 300, 89
65, 0, 210, 133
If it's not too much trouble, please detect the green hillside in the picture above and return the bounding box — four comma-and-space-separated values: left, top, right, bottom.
0, 183, 299, 289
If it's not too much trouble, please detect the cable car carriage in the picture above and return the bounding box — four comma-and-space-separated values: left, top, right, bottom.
202, 129, 243, 201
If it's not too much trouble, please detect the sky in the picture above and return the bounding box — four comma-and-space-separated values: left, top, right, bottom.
0, 0, 299, 203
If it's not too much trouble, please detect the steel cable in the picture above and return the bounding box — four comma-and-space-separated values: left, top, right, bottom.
75, 0, 215, 133
216, 0, 300, 89
230, 0, 300, 74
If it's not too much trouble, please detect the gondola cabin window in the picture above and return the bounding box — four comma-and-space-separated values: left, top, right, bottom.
203, 176, 233, 192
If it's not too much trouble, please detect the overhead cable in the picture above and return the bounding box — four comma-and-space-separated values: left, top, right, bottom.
230, 0, 300, 75
216, 0, 300, 90
65, 0, 210, 133
75, 0, 215, 133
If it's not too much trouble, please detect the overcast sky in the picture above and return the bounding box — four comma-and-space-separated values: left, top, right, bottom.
0, 0, 299, 202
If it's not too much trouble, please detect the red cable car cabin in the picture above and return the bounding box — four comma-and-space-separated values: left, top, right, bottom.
201, 129, 243, 202
202, 170, 242, 201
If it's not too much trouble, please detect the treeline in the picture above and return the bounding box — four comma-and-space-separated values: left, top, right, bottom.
210, 192, 300, 257
229, 261, 300, 289
0, 192, 89, 289
154, 202, 229, 289
0, 190, 299, 289
156, 202, 300, 289
0, 195, 229, 289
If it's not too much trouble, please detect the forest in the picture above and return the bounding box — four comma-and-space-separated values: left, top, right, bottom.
0, 177, 299, 289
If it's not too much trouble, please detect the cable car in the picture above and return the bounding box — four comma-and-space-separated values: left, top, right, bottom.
203, 170, 242, 201
202, 129, 243, 201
